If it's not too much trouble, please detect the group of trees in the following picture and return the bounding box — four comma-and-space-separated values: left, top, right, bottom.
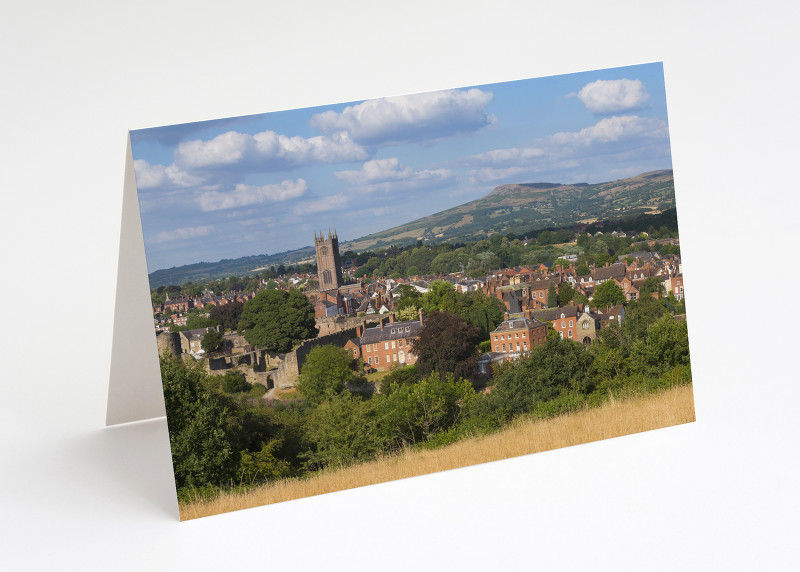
394, 281, 506, 341
164, 281, 691, 502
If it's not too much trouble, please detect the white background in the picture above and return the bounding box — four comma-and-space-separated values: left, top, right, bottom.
2, 1, 798, 570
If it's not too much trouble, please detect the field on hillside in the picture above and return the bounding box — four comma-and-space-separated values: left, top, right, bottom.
179, 384, 695, 520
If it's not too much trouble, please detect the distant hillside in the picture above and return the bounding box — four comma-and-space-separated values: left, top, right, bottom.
147, 246, 316, 289
340, 169, 674, 251
148, 169, 674, 288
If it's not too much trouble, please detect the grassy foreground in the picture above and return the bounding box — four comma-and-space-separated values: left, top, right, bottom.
179, 384, 695, 520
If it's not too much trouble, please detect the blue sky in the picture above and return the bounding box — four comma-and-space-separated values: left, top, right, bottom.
131, 62, 672, 272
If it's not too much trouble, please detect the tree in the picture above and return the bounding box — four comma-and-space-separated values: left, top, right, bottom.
639, 277, 664, 300
201, 329, 224, 353
376, 372, 478, 447
295, 345, 364, 404
557, 283, 575, 306
547, 282, 558, 308
238, 288, 318, 352
592, 280, 626, 308
488, 336, 594, 419
412, 311, 481, 382
301, 392, 384, 469
209, 301, 244, 331
160, 355, 240, 489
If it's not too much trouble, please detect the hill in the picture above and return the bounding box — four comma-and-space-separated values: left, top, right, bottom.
148, 169, 674, 287
340, 169, 674, 251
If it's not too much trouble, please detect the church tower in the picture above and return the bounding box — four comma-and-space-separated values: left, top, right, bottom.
315, 229, 343, 290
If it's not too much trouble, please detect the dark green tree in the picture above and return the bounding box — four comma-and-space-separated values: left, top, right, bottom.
412, 310, 481, 382
238, 288, 318, 352
209, 301, 244, 331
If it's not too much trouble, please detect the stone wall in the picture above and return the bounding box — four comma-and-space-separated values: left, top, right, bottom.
315, 315, 379, 337
271, 326, 363, 389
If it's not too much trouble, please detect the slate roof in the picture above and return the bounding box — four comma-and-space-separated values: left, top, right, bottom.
360, 319, 424, 344
594, 263, 627, 281
530, 305, 580, 322
492, 316, 546, 332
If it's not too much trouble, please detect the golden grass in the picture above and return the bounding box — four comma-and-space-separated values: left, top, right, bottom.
179, 384, 695, 520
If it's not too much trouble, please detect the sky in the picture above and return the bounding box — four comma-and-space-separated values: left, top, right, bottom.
131, 62, 673, 272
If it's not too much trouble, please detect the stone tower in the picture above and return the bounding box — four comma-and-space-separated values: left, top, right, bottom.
315, 229, 343, 290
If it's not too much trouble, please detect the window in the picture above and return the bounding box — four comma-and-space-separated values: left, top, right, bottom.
375, 356, 379, 364
353, 349, 358, 357
516, 342, 520, 350
373, 344, 377, 351
561, 321, 566, 328
539, 291, 543, 298
569, 320, 573, 327
393, 354, 397, 362
568, 330, 573, 338
495, 345, 499, 352
515, 333, 519, 338
522, 332, 526, 337
494, 335, 498, 341
391, 328, 395, 334
523, 342, 527, 350
368, 357, 372, 364
391, 341, 396, 349
502, 344, 506, 351
405, 327, 410, 332
582, 321, 589, 330
385, 342, 389, 350
366, 345, 371, 352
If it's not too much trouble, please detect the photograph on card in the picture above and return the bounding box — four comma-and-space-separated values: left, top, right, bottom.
131, 61, 694, 520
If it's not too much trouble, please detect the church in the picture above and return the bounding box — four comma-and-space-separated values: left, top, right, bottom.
314, 229, 343, 289
312, 230, 363, 317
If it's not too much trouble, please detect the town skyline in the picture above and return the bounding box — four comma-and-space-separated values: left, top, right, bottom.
132, 62, 672, 272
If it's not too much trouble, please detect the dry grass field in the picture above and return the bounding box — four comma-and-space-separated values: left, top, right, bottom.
179, 384, 695, 520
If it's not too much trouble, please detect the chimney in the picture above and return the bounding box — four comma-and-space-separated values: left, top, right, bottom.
419, 309, 424, 326
356, 324, 363, 338
389, 313, 395, 324
380, 317, 384, 331
504, 311, 509, 322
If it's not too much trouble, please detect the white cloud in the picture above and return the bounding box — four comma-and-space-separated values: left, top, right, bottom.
133, 159, 205, 189
551, 115, 668, 146
173, 129, 368, 171
335, 157, 456, 193
147, 225, 214, 245
293, 192, 350, 215
576, 79, 650, 114
463, 115, 668, 183
197, 179, 308, 212
310, 88, 494, 145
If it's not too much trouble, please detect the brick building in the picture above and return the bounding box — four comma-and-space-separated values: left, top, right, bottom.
346, 313, 425, 371
489, 316, 547, 359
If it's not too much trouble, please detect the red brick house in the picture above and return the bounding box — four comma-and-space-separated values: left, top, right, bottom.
489, 315, 547, 359
354, 313, 425, 371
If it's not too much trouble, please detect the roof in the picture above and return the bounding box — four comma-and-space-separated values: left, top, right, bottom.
594, 263, 627, 281
360, 319, 424, 343
492, 316, 546, 333
530, 305, 580, 322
